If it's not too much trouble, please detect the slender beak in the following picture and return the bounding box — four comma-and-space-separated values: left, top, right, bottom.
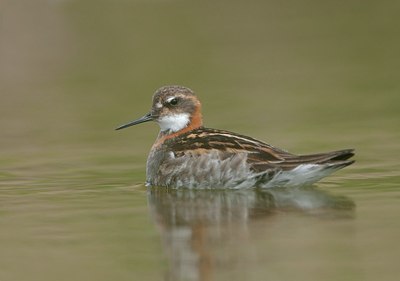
115, 112, 153, 130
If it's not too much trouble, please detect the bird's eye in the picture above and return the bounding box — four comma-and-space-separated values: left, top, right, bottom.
168, 97, 178, 106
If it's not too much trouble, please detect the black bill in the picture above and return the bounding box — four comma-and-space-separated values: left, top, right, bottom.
115, 112, 153, 130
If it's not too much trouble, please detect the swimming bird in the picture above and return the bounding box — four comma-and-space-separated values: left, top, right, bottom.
116, 85, 354, 188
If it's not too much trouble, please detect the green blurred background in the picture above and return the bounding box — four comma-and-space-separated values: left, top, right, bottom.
1, 1, 399, 281
2, 0, 399, 151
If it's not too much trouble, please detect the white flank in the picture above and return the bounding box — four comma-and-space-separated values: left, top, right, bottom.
158, 113, 190, 132
261, 164, 338, 188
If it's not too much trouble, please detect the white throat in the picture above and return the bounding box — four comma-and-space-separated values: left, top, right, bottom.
157, 113, 190, 132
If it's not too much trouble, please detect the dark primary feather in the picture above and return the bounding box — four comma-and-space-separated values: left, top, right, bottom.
164, 127, 355, 173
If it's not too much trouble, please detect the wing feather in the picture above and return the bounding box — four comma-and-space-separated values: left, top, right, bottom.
165, 127, 290, 169
164, 127, 354, 174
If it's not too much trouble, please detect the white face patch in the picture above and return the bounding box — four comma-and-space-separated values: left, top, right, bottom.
155, 102, 163, 109
157, 113, 190, 132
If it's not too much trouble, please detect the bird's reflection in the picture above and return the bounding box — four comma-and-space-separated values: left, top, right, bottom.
147, 187, 354, 281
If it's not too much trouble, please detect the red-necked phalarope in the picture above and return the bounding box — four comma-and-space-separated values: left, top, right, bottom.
116, 85, 354, 188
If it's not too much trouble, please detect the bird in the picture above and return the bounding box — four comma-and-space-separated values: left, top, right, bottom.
116, 85, 354, 189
